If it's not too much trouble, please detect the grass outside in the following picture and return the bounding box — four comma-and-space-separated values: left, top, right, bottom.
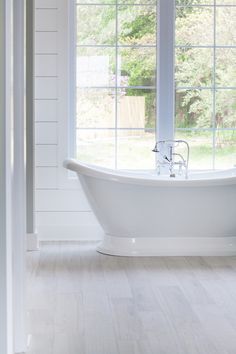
77, 130, 236, 170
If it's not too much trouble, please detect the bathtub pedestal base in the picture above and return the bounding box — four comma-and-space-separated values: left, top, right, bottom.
97, 234, 236, 257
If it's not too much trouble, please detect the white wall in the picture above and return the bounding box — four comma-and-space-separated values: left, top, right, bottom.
35, 0, 103, 241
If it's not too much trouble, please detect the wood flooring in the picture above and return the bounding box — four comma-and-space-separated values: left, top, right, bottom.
27, 242, 236, 354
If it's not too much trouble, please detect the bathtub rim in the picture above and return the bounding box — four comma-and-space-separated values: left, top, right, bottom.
64, 159, 236, 187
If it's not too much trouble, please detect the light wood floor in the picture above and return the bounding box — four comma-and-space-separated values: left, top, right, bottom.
27, 242, 236, 354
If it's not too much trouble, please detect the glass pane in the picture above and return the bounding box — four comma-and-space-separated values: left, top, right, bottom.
216, 49, 236, 88
77, 5, 116, 45
216, 0, 236, 5
175, 48, 213, 88
118, 6, 157, 45
215, 90, 236, 129
119, 0, 156, 3
176, 0, 213, 4
176, 7, 214, 46
77, 129, 115, 168
77, 89, 115, 128
77, 47, 116, 87
117, 89, 156, 128
117, 130, 155, 169
175, 130, 213, 170
118, 47, 156, 87
77, 0, 116, 3
215, 131, 236, 169
216, 7, 236, 46
175, 89, 213, 129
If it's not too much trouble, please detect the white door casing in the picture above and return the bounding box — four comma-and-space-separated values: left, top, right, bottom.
0, 0, 14, 353
13, 0, 27, 352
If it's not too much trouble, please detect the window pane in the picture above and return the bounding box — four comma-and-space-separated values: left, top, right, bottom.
117, 130, 155, 169
216, 0, 236, 5
118, 5, 156, 45
175, 89, 213, 129
77, 5, 116, 45
175, 48, 213, 88
216, 7, 236, 46
176, 0, 213, 4
215, 49, 236, 88
119, 0, 156, 3
176, 131, 213, 170
118, 47, 156, 87
176, 7, 214, 46
77, 0, 116, 3
77, 47, 116, 87
77, 130, 115, 168
77, 89, 115, 128
215, 90, 236, 129
215, 131, 236, 169
117, 89, 156, 128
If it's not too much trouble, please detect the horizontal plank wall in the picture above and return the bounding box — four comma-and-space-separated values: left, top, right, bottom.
35, 0, 103, 241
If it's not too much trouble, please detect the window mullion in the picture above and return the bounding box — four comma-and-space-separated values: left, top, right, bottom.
212, 0, 216, 169
157, 0, 175, 141
115, 1, 118, 169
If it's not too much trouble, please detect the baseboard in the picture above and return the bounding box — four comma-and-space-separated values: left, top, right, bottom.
27, 233, 39, 251
14, 334, 29, 353
36, 224, 103, 241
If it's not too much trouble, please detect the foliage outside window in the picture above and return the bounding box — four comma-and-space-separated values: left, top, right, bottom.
76, 0, 236, 170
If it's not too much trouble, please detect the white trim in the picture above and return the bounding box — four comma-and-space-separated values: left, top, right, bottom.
37, 226, 103, 241
27, 334, 32, 351
13, 0, 27, 352
0, 0, 13, 352
68, 0, 77, 159
157, 0, 175, 142
26, 0, 36, 233
27, 233, 39, 251
98, 234, 236, 257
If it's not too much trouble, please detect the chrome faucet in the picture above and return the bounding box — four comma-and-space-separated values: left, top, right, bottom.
152, 140, 190, 179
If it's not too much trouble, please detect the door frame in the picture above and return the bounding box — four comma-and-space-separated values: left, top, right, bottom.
0, 0, 14, 353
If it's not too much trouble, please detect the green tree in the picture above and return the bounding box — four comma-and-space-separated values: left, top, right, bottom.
78, 2, 236, 145
119, 6, 156, 127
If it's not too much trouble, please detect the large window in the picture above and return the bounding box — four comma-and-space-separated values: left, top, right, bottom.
75, 0, 236, 170
176, 0, 236, 169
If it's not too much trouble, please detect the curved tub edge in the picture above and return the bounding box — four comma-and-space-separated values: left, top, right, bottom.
64, 159, 236, 187
97, 234, 236, 257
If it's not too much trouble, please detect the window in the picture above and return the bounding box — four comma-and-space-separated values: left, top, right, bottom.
176, 0, 236, 170
76, 0, 157, 169
75, 0, 236, 170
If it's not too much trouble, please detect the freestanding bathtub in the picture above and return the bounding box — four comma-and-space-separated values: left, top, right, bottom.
64, 159, 236, 256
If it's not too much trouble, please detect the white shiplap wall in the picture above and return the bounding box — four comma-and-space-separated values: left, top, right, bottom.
35, 0, 103, 240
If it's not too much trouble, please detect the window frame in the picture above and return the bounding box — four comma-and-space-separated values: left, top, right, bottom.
175, 1, 236, 169
72, 0, 236, 171
75, 0, 160, 170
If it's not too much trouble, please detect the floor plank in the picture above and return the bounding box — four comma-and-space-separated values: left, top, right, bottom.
27, 242, 236, 354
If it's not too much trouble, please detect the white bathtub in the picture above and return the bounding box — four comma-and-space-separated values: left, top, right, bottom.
64, 159, 236, 256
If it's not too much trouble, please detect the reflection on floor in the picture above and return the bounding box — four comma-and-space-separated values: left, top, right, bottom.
27, 242, 236, 354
